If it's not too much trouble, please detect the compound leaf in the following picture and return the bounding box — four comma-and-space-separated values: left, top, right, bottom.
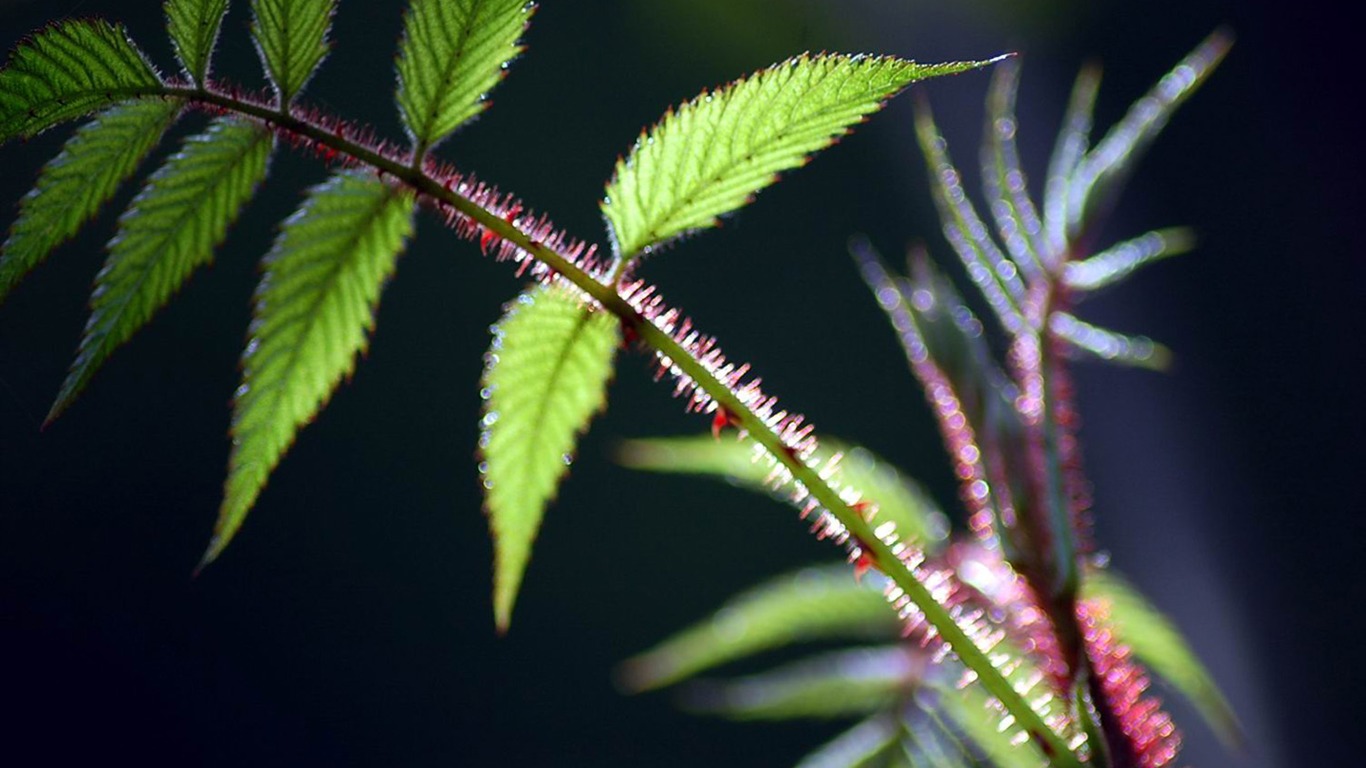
1082, 568, 1244, 749
210, 172, 416, 565
619, 565, 899, 692
250, 0, 337, 108
618, 434, 948, 547
49, 117, 273, 421
603, 53, 997, 263
0, 20, 164, 143
166, 0, 231, 86
1, 98, 181, 305
482, 283, 619, 631
396, 0, 531, 154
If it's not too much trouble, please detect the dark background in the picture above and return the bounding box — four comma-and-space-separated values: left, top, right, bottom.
1, 0, 1358, 765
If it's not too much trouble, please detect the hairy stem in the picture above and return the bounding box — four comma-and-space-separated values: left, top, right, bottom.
163, 83, 1085, 766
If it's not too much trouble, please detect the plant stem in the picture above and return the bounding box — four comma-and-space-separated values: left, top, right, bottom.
164, 83, 1086, 767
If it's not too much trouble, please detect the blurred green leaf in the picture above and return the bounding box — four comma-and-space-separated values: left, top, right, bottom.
681, 647, 916, 720
618, 434, 948, 547
795, 714, 902, 768
482, 283, 620, 632
1063, 228, 1194, 293
619, 565, 899, 692
1082, 568, 1244, 749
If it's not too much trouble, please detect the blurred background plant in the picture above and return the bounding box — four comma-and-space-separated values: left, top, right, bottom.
0, 1, 1358, 766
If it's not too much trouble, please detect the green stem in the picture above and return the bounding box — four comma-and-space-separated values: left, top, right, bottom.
167, 84, 1085, 767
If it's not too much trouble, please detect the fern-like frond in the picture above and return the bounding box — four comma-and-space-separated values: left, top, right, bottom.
0, 98, 180, 304
619, 565, 899, 692
603, 54, 998, 263
211, 172, 416, 566
49, 117, 273, 421
1081, 568, 1243, 748
1062, 228, 1194, 293
481, 282, 619, 631
0, 20, 164, 143
617, 435, 948, 548
165, 0, 230, 86
250, 0, 337, 108
395, 0, 531, 155
681, 646, 916, 720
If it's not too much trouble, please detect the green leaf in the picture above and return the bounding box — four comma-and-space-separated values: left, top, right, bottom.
681, 647, 914, 720
49, 117, 273, 421
1, 98, 180, 305
1081, 568, 1244, 749
938, 680, 1049, 768
981, 58, 1045, 279
795, 714, 902, 768
166, 0, 231, 86
618, 565, 899, 692
395, 0, 532, 154
602, 53, 997, 262
1043, 64, 1100, 259
210, 172, 416, 566
481, 282, 619, 631
0, 20, 164, 144
617, 434, 948, 547
250, 0, 337, 108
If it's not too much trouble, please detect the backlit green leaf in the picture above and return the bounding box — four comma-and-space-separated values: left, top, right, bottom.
681, 647, 914, 720
49, 117, 272, 421
618, 434, 948, 547
1082, 568, 1244, 749
795, 714, 902, 768
210, 172, 415, 566
250, 0, 337, 108
166, 0, 230, 86
939, 680, 1049, 768
1, 98, 181, 305
603, 53, 997, 262
396, 0, 531, 154
618, 565, 898, 692
481, 282, 619, 631
0, 20, 163, 143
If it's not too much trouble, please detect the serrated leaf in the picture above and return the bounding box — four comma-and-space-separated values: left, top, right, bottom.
166, 0, 230, 86
618, 434, 947, 547
395, 0, 531, 154
1, 98, 180, 305
49, 117, 272, 421
795, 714, 902, 768
618, 565, 899, 692
250, 0, 337, 108
0, 20, 164, 144
602, 53, 997, 262
1082, 568, 1244, 749
481, 282, 619, 631
209, 172, 416, 566
682, 647, 915, 721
